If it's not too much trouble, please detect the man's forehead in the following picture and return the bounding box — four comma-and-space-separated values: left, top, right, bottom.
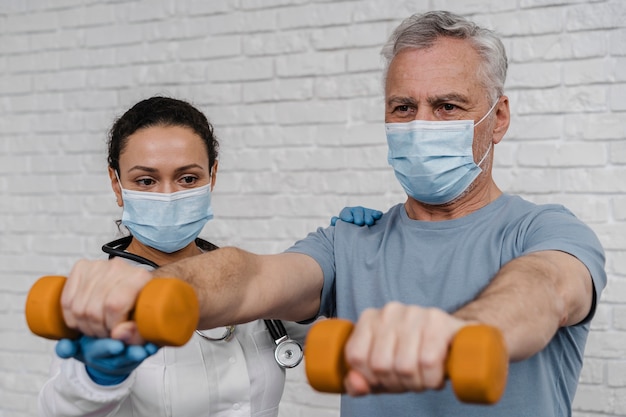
385, 68, 485, 106
384, 41, 484, 94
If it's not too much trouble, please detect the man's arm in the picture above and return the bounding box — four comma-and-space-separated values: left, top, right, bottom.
343, 249, 594, 395
454, 250, 593, 361
154, 247, 324, 329
61, 249, 323, 344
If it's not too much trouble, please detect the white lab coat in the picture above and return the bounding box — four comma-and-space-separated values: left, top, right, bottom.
38, 319, 307, 417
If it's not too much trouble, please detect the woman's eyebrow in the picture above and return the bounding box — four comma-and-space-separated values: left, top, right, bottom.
127, 165, 157, 174
126, 164, 206, 175
173, 164, 205, 174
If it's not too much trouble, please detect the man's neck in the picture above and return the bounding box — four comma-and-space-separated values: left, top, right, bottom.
404, 181, 502, 221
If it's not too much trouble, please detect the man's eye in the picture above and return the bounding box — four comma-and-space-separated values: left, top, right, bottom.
392, 105, 413, 114
442, 103, 456, 111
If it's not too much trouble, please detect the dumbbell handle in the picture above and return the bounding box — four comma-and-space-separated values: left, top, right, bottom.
304, 319, 508, 404
25, 275, 199, 347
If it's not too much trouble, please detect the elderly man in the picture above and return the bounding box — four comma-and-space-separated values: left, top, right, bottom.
60, 11, 605, 417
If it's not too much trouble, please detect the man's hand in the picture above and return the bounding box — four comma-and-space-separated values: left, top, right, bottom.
61, 258, 152, 344
342, 302, 466, 396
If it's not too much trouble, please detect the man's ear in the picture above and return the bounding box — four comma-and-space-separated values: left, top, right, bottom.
108, 167, 123, 207
492, 96, 510, 145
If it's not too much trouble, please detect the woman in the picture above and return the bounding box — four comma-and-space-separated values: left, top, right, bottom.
37, 96, 380, 417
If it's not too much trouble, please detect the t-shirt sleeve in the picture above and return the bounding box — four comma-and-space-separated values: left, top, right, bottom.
521, 205, 606, 323
285, 226, 337, 319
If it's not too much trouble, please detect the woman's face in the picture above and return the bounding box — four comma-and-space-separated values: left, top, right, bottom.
109, 125, 217, 206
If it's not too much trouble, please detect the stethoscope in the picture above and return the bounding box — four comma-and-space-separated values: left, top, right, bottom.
102, 236, 303, 368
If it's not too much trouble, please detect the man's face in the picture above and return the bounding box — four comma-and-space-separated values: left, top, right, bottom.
384, 36, 496, 161
384, 37, 492, 123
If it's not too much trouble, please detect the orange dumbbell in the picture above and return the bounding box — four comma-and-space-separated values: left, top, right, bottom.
25, 275, 199, 347
304, 319, 508, 404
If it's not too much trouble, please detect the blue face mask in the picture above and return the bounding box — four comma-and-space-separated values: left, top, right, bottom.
385, 101, 497, 205
118, 180, 214, 253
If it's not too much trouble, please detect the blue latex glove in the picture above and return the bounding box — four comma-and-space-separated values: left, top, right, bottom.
56, 336, 159, 386
330, 206, 383, 226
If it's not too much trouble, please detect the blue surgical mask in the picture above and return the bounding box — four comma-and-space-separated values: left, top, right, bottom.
385, 101, 498, 205
118, 177, 214, 253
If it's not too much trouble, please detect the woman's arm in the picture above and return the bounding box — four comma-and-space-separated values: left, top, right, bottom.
38, 356, 130, 417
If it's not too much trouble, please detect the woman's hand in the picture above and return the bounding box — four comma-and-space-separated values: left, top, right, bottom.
56, 336, 159, 385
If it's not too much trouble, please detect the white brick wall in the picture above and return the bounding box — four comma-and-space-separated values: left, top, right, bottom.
0, 0, 624, 416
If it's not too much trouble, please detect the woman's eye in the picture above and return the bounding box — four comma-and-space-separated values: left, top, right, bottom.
180, 175, 197, 185
137, 178, 155, 186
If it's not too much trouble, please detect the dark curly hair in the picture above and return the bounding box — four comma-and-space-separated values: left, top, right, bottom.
108, 96, 219, 173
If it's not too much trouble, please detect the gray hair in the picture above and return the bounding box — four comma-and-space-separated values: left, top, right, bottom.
381, 11, 508, 102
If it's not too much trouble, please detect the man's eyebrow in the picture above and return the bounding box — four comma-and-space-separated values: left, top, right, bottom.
387, 96, 418, 107
386, 94, 471, 107
426, 93, 470, 106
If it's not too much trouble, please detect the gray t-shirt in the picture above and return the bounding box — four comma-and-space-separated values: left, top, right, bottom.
287, 194, 606, 417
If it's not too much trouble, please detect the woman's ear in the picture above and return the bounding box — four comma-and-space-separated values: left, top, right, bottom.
108, 167, 123, 207
210, 160, 219, 191
491, 96, 510, 145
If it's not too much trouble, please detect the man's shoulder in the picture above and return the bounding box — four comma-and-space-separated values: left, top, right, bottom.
499, 194, 575, 219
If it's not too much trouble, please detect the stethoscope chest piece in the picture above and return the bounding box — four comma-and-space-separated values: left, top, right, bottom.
274, 337, 303, 368
265, 319, 303, 368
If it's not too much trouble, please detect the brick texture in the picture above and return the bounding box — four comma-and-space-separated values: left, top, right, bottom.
1, 0, 624, 416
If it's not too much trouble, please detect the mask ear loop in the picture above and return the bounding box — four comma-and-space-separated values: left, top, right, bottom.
474, 98, 500, 167
113, 170, 126, 209
474, 98, 500, 127
114, 169, 125, 192
477, 142, 493, 168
